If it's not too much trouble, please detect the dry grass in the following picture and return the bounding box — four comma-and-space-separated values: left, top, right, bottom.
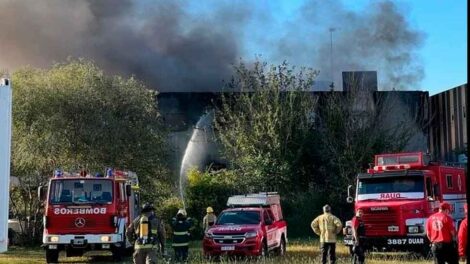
0, 239, 461, 264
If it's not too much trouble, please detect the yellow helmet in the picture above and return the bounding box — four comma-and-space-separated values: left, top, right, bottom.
206, 207, 214, 213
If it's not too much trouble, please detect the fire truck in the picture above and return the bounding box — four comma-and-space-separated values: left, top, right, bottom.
40, 169, 141, 263
343, 152, 467, 255
203, 192, 287, 258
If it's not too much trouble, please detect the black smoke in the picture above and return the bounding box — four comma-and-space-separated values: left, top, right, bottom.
0, 0, 424, 91
272, 0, 425, 90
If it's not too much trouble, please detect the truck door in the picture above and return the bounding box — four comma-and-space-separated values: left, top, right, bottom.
263, 209, 276, 248
117, 182, 128, 218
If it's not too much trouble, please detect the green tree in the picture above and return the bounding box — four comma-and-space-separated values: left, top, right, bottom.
215, 61, 319, 193
315, 81, 419, 201
11, 59, 170, 243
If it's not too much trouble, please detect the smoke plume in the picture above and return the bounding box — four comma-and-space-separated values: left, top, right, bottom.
0, 0, 424, 91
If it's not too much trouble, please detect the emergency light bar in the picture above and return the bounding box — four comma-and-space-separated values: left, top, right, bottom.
369, 152, 427, 173
227, 192, 280, 207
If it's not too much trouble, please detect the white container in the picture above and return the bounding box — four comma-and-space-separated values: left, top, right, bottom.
0, 78, 12, 252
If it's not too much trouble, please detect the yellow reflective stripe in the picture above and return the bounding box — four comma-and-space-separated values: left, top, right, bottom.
151, 229, 159, 233
173, 231, 189, 235
172, 242, 189, 247
134, 244, 154, 249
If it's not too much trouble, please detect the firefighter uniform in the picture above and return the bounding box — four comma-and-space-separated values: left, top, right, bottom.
311, 205, 343, 264
127, 204, 166, 264
351, 210, 365, 264
202, 207, 217, 232
171, 209, 193, 263
457, 204, 467, 259
425, 202, 458, 264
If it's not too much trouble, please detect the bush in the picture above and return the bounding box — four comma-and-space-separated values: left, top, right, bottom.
185, 169, 245, 238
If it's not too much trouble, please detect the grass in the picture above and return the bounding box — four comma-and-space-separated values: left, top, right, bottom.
0, 239, 462, 264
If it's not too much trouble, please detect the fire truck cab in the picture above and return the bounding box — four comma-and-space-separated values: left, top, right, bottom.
40, 169, 140, 263
343, 152, 467, 255
203, 192, 287, 258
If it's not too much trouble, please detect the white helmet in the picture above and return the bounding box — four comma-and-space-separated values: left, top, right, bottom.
177, 209, 187, 217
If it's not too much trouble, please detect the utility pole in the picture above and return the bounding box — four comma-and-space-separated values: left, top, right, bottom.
329, 27, 336, 91
0, 77, 12, 253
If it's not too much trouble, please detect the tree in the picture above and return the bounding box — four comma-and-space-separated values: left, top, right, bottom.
215, 61, 319, 193
10, 59, 170, 243
315, 77, 421, 201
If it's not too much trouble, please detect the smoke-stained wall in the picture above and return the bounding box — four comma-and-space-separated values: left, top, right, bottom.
0, 0, 425, 92
429, 84, 467, 162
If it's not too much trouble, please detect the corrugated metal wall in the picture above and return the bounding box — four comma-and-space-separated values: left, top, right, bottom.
430, 84, 467, 162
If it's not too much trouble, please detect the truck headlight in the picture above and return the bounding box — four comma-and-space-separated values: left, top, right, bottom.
101, 236, 111, 242
407, 226, 420, 233
245, 231, 257, 238
204, 231, 213, 238
48, 236, 60, 243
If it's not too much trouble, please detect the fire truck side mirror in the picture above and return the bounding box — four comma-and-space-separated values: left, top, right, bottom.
38, 186, 46, 201
346, 185, 354, 203
125, 184, 132, 197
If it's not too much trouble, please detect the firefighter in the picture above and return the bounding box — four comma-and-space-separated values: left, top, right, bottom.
458, 203, 467, 260
351, 208, 365, 264
126, 203, 166, 264
425, 202, 458, 264
171, 209, 193, 263
202, 206, 217, 232
311, 204, 343, 264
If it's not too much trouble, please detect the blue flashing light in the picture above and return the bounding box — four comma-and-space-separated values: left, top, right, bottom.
106, 168, 113, 177
54, 169, 63, 177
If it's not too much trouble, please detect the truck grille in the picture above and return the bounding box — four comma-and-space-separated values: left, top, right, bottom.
363, 211, 399, 236
212, 234, 245, 244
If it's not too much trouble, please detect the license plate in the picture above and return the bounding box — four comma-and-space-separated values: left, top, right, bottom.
73, 238, 85, 245
102, 244, 110, 249
387, 238, 424, 245
221, 246, 235, 251
48, 245, 57, 249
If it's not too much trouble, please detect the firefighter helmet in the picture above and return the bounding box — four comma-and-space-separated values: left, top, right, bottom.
206, 207, 214, 213
177, 209, 187, 217
142, 203, 155, 213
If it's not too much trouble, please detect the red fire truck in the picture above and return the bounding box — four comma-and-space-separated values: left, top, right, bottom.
343, 152, 467, 255
203, 192, 287, 258
40, 169, 141, 263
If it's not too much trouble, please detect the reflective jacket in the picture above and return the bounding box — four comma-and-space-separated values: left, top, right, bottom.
458, 217, 467, 257
126, 213, 166, 250
171, 217, 193, 247
203, 213, 217, 231
311, 212, 343, 243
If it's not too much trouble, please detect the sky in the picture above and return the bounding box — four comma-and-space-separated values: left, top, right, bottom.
237, 0, 467, 95
0, 0, 467, 94
341, 0, 467, 95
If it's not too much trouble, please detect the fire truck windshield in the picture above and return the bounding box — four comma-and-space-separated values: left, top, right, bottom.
49, 179, 113, 204
217, 211, 260, 225
358, 176, 424, 195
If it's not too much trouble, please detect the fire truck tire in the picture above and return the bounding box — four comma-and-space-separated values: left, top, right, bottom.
45, 248, 59, 263
112, 246, 122, 261
275, 236, 286, 256
258, 240, 268, 259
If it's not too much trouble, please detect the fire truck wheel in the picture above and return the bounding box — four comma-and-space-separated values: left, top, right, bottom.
275, 236, 286, 256
112, 247, 122, 261
258, 240, 268, 259
46, 248, 59, 263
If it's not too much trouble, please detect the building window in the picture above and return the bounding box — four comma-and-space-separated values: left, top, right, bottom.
446, 175, 453, 189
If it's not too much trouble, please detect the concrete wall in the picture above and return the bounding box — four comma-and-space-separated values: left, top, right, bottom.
429, 84, 467, 162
